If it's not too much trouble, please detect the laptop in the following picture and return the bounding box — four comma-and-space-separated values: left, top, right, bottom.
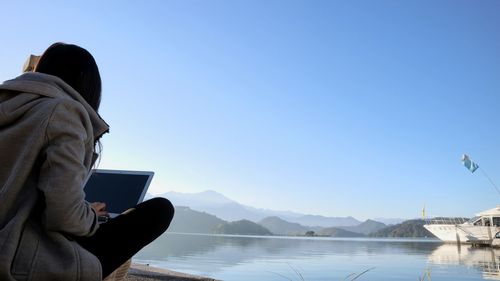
84, 169, 154, 219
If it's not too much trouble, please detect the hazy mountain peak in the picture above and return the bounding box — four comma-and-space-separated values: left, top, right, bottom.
290, 214, 361, 227
197, 190, 234, 203
373, 217, 406, 225
363, 219, 382, 224
160, 190, 235, 206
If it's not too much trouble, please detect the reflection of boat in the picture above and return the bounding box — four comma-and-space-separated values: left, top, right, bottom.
428, 244, 500, 280
424, 206, 500, 244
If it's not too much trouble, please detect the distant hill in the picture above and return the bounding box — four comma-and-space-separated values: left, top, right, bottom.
163, 202, 409, 237
369, 219, 435, 238
212, 220, 273, 235
159, 190, 362, 226
339, 219, 387, 235
286, 214, 360, 228
168, 206, 225, 234
373, 217, 406, 225
161, 190, 280, 221
317, 227, 365, 237
164, 190, 235, 206
168, 207, 272, 235
259, 216, 317, 235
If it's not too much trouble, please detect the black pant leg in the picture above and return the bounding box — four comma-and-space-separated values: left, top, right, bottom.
76, 197, 174, 277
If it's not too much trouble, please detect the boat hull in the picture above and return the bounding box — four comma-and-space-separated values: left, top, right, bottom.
424, 224, 500, 243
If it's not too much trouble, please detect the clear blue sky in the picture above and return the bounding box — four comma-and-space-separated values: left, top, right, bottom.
1, 1, 499, 220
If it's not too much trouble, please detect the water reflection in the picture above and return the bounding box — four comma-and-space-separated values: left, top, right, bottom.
137, 232, 441, 261
135, 232, 442, 277
428, 244, 500, 280
135, 233, 500, 280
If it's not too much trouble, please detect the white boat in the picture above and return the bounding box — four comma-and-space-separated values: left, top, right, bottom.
423, 206, 500, 244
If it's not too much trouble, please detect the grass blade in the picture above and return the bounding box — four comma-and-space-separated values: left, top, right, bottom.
350, 267, 375, 281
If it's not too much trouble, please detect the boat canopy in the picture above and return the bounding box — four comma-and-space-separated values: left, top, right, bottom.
477, 206, 500, 217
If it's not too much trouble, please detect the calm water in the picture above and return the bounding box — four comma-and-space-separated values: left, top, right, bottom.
134, 232, 500, 280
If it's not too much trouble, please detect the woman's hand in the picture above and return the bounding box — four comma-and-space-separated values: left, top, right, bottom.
90, 202, 108, 217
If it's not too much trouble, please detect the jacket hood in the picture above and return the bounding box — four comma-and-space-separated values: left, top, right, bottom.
0, 72, 109, 139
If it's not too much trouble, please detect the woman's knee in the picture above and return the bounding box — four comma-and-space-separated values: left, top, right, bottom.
154, 197, 175, 220
143, 197, 175, 232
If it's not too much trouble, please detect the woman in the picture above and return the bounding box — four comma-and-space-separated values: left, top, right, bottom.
0, 43, 174, 280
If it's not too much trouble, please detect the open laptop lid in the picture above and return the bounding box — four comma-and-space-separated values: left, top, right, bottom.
84, 169, 154, 217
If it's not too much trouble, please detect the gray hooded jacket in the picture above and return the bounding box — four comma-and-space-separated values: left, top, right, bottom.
0, 72, 109, 280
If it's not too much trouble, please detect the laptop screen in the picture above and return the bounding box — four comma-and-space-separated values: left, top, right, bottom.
84, 170, 153, 214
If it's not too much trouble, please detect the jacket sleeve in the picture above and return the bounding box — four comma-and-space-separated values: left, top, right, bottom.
38, 99, 99, 237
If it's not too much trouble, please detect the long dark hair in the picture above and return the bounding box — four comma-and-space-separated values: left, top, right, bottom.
34, 43, 102, 112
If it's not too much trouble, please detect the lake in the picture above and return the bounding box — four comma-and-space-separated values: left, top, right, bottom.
134, 232, 500, 280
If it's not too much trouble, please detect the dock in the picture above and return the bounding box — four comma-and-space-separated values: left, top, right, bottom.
469, 239, 493, 247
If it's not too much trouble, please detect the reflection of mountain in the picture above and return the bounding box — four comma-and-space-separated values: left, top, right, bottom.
135, 232, 442, 275
428, 244, 500, 280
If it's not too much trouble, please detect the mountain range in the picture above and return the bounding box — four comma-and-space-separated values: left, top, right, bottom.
369, 219, 435, 238
167, 206, 384, 237
153, 190, 404, 227
160, 195, 437, 238
258, 216, 319, 235
339, 219, 388, 235
166, 206, 432, 238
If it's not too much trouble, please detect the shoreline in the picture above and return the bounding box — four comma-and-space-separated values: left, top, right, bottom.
165, 231, 441, 243
126, 263, 219, 281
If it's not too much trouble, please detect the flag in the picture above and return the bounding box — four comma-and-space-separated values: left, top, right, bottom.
462, 154, 479, 173
422, 205, 426, 220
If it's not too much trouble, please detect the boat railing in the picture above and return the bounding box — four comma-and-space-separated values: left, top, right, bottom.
425, 217, 469, 225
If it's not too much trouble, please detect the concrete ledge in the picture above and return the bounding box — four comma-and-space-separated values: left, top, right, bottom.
126, 263, 220, 281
